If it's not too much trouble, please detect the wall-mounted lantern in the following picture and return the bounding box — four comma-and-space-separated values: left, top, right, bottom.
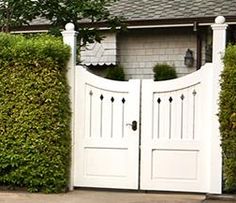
184, 49, 194, 67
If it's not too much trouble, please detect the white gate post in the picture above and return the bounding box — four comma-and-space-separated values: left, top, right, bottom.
61, 23, 78, 191
209, 16, 228, 193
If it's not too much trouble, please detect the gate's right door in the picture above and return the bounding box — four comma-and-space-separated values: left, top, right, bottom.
140, 71, 210, 192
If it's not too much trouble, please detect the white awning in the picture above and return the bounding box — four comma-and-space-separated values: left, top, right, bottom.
80, 32, 117, 66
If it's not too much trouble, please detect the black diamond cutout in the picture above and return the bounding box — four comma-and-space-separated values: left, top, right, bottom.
157, 98, 161, 104
181, 94, 185, 100
169, 97, 173, 103
111, 97, 115, 103
89, 90, 93, 96
193, 90, 197, 96
100, 95, 104, 100
122, 98, 126, 103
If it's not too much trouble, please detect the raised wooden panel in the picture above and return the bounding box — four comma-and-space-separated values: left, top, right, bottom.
85, 148, 128, 178
151, 149, 198, 180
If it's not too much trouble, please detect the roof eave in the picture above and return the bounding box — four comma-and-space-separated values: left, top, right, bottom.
79, 16, 236, 28
12, 16, 236, 32
11, 24, 53, 33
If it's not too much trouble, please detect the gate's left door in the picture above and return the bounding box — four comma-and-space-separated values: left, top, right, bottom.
74, 66, 140, 189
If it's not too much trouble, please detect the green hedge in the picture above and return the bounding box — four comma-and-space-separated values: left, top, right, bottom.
219, 44, 236, 192
105, 66, 125, 81
0, 33, 71, 193
153, 63, 177, 81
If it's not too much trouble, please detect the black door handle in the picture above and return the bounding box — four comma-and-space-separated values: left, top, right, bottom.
132, 121, 137, 131
126, 121, 138, 131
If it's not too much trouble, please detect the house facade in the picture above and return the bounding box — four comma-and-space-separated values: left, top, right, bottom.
14, 0, 236, 80
79, 0, 236, 79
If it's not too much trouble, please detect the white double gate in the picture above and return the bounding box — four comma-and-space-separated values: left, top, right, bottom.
62, 17, 227, 194
73, 64, 221, 193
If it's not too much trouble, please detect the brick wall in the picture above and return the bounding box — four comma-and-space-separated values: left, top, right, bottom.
117, 28, 202, 79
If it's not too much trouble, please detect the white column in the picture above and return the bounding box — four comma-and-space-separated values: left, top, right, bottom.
209, 16, 228, 194
61, 23, 78, 191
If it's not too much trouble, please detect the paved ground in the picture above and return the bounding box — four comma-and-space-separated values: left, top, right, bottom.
0, 190, 205, 203
204, 201, 236, 203
0, 190, 235, 203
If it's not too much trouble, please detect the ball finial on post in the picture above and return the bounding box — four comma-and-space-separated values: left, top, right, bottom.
65, 23, 75, 31
215, 16, 226, 24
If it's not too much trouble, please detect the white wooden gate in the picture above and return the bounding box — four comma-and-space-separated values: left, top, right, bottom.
74, 67, 140, 189
73, 64, 217, 193
141, 64, 212, 192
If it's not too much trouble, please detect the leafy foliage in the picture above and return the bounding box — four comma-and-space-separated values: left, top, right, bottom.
39, 0, 124, 45
0, 33, 71, 193
219, 44, 236, 192
105, 66, 125, 81
0, 0, 124, 46
153, 63, 177, 81
0, 0, 39, 32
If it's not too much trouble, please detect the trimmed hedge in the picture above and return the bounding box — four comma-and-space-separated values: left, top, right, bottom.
219, 44, 236, 192
153, 63, 177, 81
105, 66, 125, 81
0, 33, 71, 193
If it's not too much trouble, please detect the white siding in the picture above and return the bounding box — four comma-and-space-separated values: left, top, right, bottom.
117, 28, 199, 79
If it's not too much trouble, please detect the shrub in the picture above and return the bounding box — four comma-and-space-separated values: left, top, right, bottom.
0, 33, 71, 193
219, 44, 236, 192
153, 63, 177, 81
105, 66, 125, 81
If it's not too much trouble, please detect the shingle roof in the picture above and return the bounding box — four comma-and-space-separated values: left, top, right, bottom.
108, 0, 236, 21
26, 0, 236, 29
